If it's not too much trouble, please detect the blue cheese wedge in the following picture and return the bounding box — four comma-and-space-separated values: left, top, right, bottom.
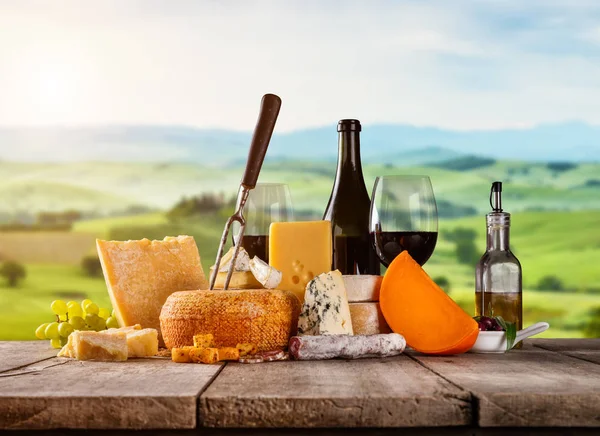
298, 270, 354, 336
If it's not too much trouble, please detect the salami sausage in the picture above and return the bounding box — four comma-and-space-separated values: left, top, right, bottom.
289, 333, 406, 360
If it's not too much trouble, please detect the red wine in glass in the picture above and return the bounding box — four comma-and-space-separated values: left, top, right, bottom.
369, 175, 438, 267
370, 230, 438, 267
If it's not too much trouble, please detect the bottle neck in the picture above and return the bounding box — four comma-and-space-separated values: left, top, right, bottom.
487, 224, 510, 251
335, 131, 364, 179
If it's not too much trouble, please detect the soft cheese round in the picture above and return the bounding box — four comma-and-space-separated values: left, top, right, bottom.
349, 302, 391, 335
343, 275, 383, 302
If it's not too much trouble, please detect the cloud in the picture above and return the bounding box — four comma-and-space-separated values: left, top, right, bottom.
0, 0, 599, 131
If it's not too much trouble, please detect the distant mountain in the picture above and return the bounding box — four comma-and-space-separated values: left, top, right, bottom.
0, 121, 599, 163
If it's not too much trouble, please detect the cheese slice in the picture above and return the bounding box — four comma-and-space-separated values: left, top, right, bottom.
249, 256, 282, 289
71, 331, 128, 361
269, 220, 332, 303
97, 236, 207, 345
349, 302, 391, 335
126, 328, 159, 358
298, 270, 353, 336
344, 275, 383, 302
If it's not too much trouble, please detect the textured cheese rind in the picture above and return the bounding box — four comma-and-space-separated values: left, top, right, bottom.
349, 303, 392, 335
269, 220, 332, 304
160, 289, 301, 351
343, 275, 382, 302
97, 236, 207, 345
298, 270, 354, 336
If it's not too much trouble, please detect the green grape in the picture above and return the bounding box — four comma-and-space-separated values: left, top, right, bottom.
50, 338, 62, 349
69, 316, 86, 330
98, 307, 110, 320
58, 322, 74, 338
35, 323, 50, 339
105, 316, 119, 329
58, 314, 68, 322
67, 301, 83, 318
45, 322, 60, 340
85, 313, 102, 329
50, 300, 68, 316
84, 302, 99, 315
81, 299, 92, 312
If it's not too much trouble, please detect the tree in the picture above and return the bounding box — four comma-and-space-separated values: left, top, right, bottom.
81, 255, 103, 278
0, 261, 26, 287
434, 276, 451, 294
584, 307, 600, 338
456, 239, 480, 266
536, 275, 564, 291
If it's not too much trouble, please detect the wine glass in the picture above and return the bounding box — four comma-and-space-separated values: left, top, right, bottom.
369, 175, 438, 267
233, 183, 294, 263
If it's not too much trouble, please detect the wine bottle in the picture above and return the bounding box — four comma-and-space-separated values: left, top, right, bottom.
323, 119, 380, 275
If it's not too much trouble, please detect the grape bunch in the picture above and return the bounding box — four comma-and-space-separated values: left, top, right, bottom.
35, 299, 120, 349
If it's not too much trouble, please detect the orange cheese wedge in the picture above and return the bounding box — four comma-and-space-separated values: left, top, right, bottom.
380, 251, 478, 355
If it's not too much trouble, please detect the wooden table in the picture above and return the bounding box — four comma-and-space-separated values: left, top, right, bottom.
1, 339, 599, 434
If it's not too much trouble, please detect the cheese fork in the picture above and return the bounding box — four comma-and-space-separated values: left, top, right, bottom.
209, 93, 282, 290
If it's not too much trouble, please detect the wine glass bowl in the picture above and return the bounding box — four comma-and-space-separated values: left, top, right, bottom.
369, 175, 438, 267
233, 183, 294, 263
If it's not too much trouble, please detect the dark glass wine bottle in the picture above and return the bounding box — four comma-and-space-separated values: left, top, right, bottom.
323, 119, 380, 275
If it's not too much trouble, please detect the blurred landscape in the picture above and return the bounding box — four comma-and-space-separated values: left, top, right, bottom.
1, 124, 599, 340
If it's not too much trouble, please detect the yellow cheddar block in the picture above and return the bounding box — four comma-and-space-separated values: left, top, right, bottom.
236, 343, 258, 357
189, 347, 220, 364
269, 220, 332, 303
171, 347, 192, 363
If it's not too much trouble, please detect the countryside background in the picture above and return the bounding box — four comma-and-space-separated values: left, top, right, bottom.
1, 123, 599, 340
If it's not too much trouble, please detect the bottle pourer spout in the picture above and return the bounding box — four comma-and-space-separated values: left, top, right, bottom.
490, 181, 503, 212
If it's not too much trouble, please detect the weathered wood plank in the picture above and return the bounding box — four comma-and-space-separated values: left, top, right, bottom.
199, 356, 472, 428
0, 357, 223, 430
532, 339, 600, 365
411, 344, 600, 427
0, 341, 57, 373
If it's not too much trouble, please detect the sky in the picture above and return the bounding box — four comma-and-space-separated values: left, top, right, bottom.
1, 0, 600, 132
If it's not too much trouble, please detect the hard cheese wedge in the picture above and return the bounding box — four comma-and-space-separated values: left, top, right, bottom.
269, 220, 332, 303
344, 275, 382, 302
380, 251, 479, 355
125, 328, 159, 358
70, 331, 128, 361
97, 236, 207, 345
298, 270, 353, 335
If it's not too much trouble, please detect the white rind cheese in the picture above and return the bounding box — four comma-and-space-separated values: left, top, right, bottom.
215, 246, 251, 272
343, 275, 382, 302
298, 270, 354, 336
249, 256, 282, 289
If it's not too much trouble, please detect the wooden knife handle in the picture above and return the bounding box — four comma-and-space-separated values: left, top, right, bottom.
241, 93, 282, 188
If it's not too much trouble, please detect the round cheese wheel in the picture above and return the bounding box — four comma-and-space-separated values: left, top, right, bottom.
160, 289, 301, 351
349, 302, 391, 335
343, 275, 382, 302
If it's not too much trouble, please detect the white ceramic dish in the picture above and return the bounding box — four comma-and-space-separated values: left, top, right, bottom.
469, 322, 550, 354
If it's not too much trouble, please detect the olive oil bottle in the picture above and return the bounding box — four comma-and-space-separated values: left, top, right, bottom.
475, 182, 523, 346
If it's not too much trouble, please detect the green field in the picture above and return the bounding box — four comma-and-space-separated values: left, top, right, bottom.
3, 209, 600, 340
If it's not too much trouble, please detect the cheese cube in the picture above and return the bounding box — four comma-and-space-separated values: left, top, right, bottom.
171, 347, 192, 363
193, 333, 214, 348
236, 343, 258, 357
97, 236, 207, 345
126, 328, 159, 358
217, 347, 240, 361
269, 221, 332, 303
298, 270, 354, 336
189, 347, 220, 364
71, 331, 128, 361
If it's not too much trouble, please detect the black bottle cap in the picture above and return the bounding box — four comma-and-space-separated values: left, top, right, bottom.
338, 119, 361, 132
492, 181, 502, 192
